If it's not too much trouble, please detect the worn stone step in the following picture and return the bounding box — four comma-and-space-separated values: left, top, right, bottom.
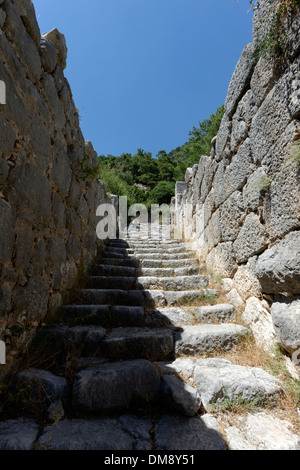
89, 265, 202, 278
86, 275, 209, 291
134, 252, 194, 260
174, 324, 249, 357
63, 305, 145, 327
157, 357, 282, 417
145, 304, 236, 328
97, 258, 139, 267
72, 359, 161, 413
9, 413, 226, 450
103, 251, 131, 259
33, 325, 107, 358
193, 358, 281, 411
101, 327, 174, 361
106, 246, 191, 255
138, 266, 204, 277
139, 259, 199, 268
37, 415, 154, 450
89, 264, 137, 277
194, 304, 236, 323
132, 246, 190, 254
81, 288, 218, 308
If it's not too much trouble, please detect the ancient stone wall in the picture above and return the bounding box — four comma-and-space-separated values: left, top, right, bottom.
0, 0, 108, 360
173, 0, 300, 353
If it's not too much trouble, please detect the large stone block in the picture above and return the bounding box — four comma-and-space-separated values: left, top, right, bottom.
230, 91, 257, 150
213, 162, 226, 208
220, 191, 245, 242
250, 57, 300, 164
250, 56, 275, 107
0, 199, 15, 264
11, 0, 41, 48
3, 0, 41, 83
215, 114, 231, 158
206, 242, 237, 278
43, 28, 68, 70
30, 115, 52, 170
243, 167, 270, 212
264, 162, 300, 239
39, 37, 57, 73
13, 276, 49, 321
233, 259, 262, 301
8, 162, 52, 223
233, 213, 267, 264
0, 112, 16, 157
51, 143, 72, 195
225, 138, 253, 198
255, 231, 300, 294
271, 299, 300, 355
242, 297, 276, 351
224, 42, 257, 117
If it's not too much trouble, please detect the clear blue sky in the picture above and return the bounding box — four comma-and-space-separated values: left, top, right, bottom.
33, 0, 253, 157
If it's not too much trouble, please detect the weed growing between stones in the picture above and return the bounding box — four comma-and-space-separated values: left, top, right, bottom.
251, 175, 272, 191
251, 0, 300, 63
218, 337, 300, 429
78, 154, 101, 183
286, 139, 300, 166
210, 393, 274, 414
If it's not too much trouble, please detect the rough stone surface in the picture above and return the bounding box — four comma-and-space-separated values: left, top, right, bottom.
155, 415, 227, 450
255, 232, 300, 295
193, 359, 280, 410
175, 324, 249, 356
72, 360, 161, 412
242, 297, 276, 351
172, 3, 300, 357
14, 369, 69, 408
161, 374, 201, 416
43, 28, 67, 69
0, 419, 39, 450
0, 0, 108, 356
226, 412, 300, 451
38, 417, 152, 450
271, 299, 300, 355
224, 42, 257, 117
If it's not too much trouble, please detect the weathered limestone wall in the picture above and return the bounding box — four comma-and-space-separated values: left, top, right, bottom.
0, 0, 108, 359
173, 0, 300, 353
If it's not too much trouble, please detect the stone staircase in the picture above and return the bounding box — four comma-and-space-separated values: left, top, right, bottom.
0, 238, 284, 450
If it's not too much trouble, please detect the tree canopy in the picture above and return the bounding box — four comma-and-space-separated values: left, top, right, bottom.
98, 105, 224, 206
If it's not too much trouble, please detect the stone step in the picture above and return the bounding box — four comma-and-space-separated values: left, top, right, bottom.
139, 259, 199, 268
72, 359, 161, 413
98, 258, 139, 267
89, 264, 203, 278
157, 357, 282, 413
125, 239, 184, 245
6, 414, 227, 450
174, 324, 249, 357
132, 247, 190, 254
146, 304, 236, 328
80, 288, 218, 308
89, 264, 137, 277
106, 246, 190, 255
63, 305, 145, 328
101, 327, 174, 361
86, 275, 209, 291
33, 325, 107, 358
134, 252, 194, 260
103, 251, 131, 259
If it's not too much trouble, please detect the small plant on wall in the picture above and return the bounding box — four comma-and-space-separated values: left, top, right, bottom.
250, 0, 300, 63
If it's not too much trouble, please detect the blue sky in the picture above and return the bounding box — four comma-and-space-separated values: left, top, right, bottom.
34, 0, 253, 157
